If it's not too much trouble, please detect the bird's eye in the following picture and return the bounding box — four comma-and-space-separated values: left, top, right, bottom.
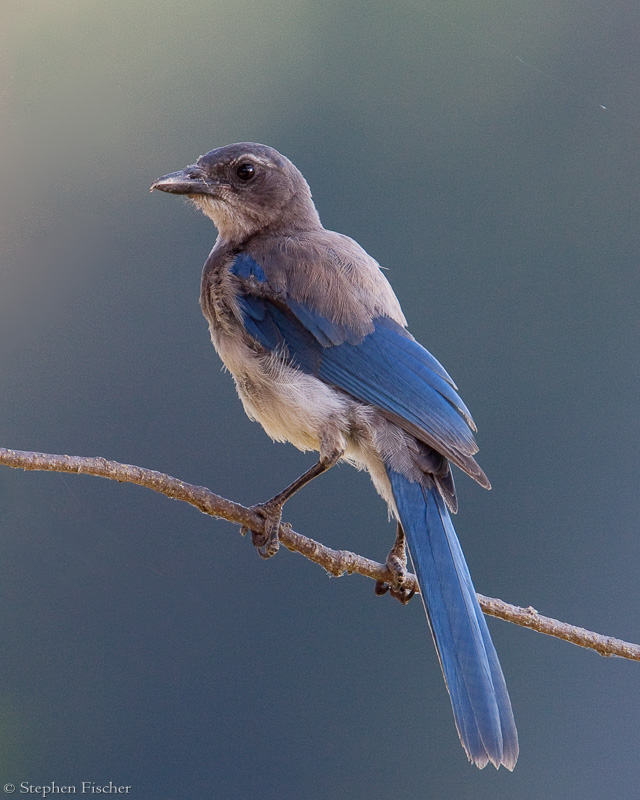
236, 163, 255, 181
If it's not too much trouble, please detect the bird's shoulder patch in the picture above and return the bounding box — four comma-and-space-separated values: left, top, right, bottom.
242, 232, 404, 334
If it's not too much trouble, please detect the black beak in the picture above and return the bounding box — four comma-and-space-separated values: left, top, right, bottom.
150, 165, 218, 195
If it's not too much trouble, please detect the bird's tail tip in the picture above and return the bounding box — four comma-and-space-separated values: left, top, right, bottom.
467, 738, 519, 771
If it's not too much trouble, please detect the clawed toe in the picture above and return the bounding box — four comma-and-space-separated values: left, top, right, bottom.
391, 582, 416, 604
251, 526, 279, 559
243, 500, 283, 559
374, 577, 416, 605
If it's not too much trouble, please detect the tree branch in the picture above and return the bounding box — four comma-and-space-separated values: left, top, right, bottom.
1, 446, 638, 662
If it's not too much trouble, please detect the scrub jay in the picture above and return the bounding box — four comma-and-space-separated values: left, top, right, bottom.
151, 142, 518, 770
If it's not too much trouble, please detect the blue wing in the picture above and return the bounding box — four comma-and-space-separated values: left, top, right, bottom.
232, 253, 488, 486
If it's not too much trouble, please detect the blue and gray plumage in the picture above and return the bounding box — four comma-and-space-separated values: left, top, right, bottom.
151, 142, 518, 770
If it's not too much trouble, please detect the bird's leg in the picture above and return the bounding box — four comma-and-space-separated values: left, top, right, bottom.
374, 522, 416, 605
243, 441, 344, 559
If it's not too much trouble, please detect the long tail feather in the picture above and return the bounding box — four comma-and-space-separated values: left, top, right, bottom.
388, 469, 518, 770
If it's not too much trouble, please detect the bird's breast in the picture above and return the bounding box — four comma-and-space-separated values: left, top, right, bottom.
199, 256, 242, 338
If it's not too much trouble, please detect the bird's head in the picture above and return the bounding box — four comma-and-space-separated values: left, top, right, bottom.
151, 142, 321, 243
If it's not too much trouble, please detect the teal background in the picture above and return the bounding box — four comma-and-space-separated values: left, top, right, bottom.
1, 1, 639, 797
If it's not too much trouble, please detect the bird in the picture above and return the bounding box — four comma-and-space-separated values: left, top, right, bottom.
151, 142, 518, 770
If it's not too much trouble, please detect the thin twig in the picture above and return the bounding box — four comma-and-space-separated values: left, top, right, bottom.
1, 446, 638, 662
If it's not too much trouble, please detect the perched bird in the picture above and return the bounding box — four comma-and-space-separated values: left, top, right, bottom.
151, 142, 518, 770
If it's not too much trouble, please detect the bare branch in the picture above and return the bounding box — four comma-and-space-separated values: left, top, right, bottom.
1, 446, 639, 662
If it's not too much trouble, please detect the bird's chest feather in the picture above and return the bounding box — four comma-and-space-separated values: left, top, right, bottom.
200, 254, 241, 337
200, 268, 255, 383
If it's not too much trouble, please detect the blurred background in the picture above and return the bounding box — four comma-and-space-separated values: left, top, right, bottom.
1, 1, 639, 797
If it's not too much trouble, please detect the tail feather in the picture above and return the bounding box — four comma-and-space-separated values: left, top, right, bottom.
388, 469, 518, 770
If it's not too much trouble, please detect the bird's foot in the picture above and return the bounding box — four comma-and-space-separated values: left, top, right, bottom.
241, 499, 285, 559
374, 524, 416, 605
374, 571, 415, 605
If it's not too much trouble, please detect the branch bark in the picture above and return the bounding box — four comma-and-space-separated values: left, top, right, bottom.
1, 446, 638, 662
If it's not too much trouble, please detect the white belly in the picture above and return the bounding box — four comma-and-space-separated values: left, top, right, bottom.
212, 327, 351, 452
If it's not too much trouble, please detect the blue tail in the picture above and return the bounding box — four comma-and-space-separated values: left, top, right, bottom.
388, 469, 518, 770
